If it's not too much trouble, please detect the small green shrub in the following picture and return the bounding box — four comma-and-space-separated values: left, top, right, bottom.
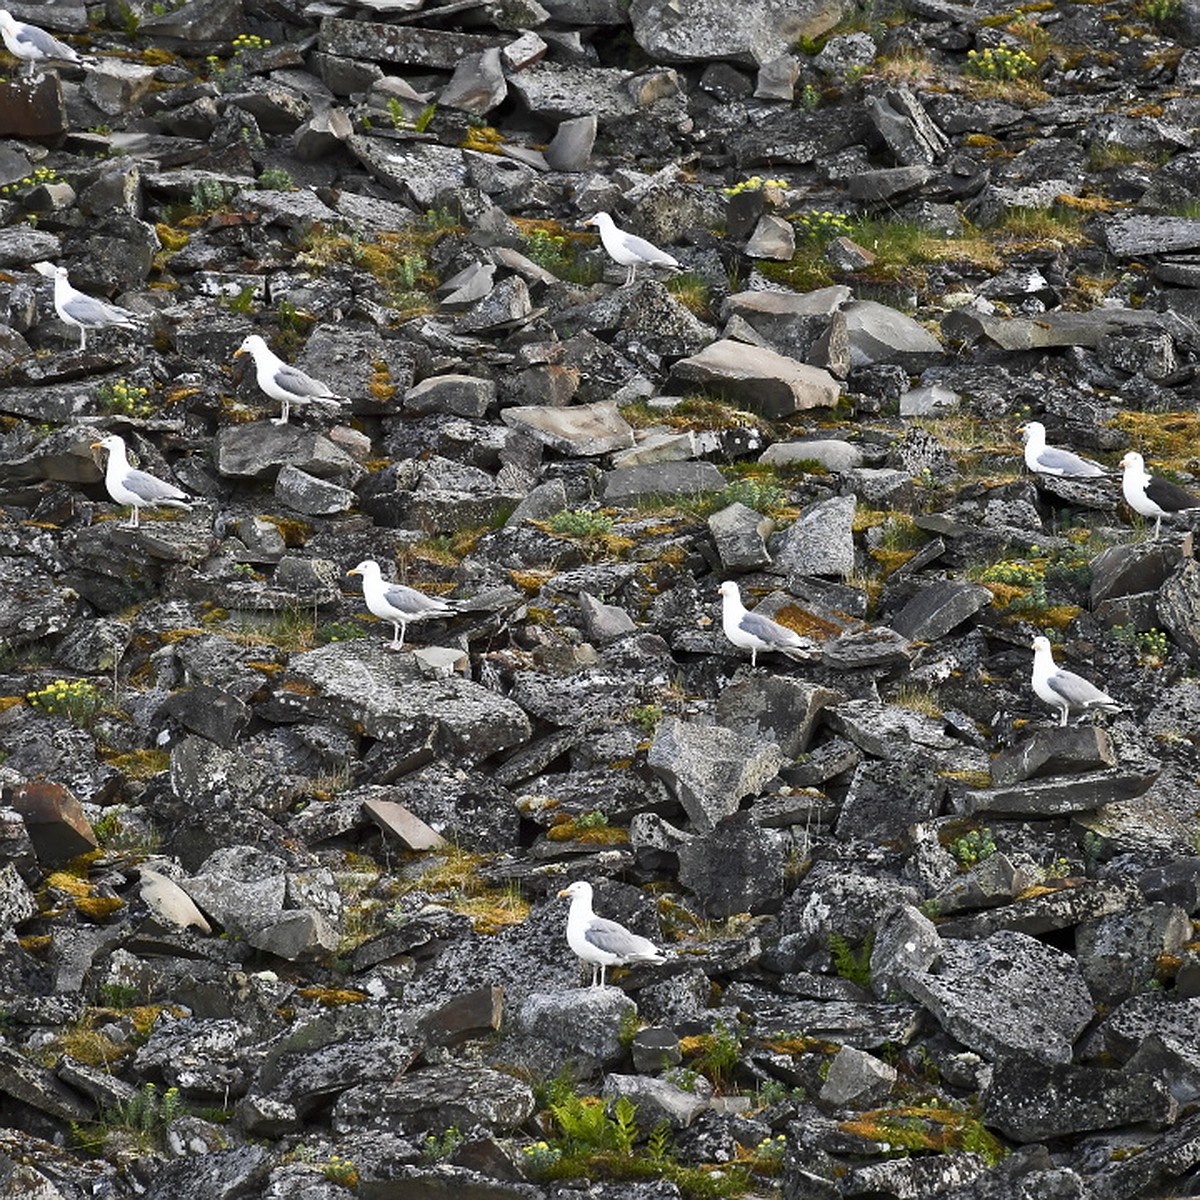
97, 378, 153, 417
793, 210, 853, 243
422, 1127, 463, 1163
722, 175, 789, 196
0, 165, 59, 195
629, 704, 663, 733
828, 932, 874, 987
257, 167, 294, 191
1108, 624, 1169, 666
548, 509, 615, 538
26, 679, 103, 727
949, 828, 997, 868
963, 46, 1037, 81
190, 178, 237, 213
1139, 0, 1180, 24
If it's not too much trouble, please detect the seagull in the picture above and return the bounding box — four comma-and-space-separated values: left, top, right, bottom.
234, 334, 346, 426
1030, 636, 1123, 728
91, 433, 191, 529
346, 559, 454, 650
717, 580, 814, 669
0, 9, 90, 76
33, 262, 136, 351
1119, 451, 1200, 539
558, 880, 668, 988
582, 211, 680, 286
1018, 421, 1106, 478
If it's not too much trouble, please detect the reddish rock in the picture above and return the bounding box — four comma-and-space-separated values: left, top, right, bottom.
0, 75, 68, 141
6, 781, 97, 864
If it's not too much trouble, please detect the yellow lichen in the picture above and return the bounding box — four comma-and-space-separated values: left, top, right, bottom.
295, 987, 369, 1006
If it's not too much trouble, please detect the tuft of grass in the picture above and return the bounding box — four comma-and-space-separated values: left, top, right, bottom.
890, 684, 942, 718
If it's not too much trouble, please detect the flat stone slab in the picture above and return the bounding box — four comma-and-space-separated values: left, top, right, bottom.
319, 17, 504, 68
602, 460, 726, 503
936, 877, 1142, 940
942, 306, 1168, 351
902, 929, 1093, 1064
889, 580, 991, 642
1105, 214, 1200, 256
958, 768, 1158, 817
668, 339, 841, 418
991, 727, 1118, 786
502, 400, 634, 456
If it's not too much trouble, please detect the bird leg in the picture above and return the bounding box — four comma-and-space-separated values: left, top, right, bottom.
625, 264, 636, 287
750, 648, 757, 668
387, 622, 404, 651
78, 327, 87, 351
598, 963, 606, 988
272, 399, 290, 426
127, 507, 140, 530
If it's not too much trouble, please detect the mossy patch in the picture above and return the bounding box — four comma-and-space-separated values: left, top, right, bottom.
840, 1106, 1007, 1164
295, 987, 369, 1006
75, 896, 125, 921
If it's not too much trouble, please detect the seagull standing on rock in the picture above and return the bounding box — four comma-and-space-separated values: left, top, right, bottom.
1030, 635, 1123, 728
718, 580, 813, 669
582, 211, 680, 286
347, 559, 454, 650
558, 880, 668, 988
91, 434, 192, 529
0, 9, 90, 76
1119, 451, 1200, 539
1018, 421, 1106, 478
33, 263, 137, 351
234, 334, 346, 426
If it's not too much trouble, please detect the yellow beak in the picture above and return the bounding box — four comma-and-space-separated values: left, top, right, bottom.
346, 569, 360, 577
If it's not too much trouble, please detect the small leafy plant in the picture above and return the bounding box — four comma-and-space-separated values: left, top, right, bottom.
629, 704, 663, 733
793, 210, 854, 243
97, 378, 153, 417
257, 167, 294, 191
949, 828, 997, 869
1108, 624, 1169, 667
722, 175, 789, 196
27, 679, 103, 727
829, 932, 874, 988
963, 46, 1037, 81
206, 33, 270, 92
548, 509, 615, 539
422, 1126, 463, 1163
0, 165, 60, 196
319, 1154, 359, 1187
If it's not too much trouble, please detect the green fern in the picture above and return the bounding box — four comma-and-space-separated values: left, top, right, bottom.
828, 932, 874, 988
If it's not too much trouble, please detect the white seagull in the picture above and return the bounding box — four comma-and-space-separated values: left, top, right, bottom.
347, 559, 454, 650
33, 262, 137, 351
0, 9, 89, 76
1119, 451, 1200, 539
558, 880, 668, 988
234, 334, 346, 425
718, 580, 814, 668
91, 434, 191, 529
1018, 421, 1106, 478
1030, 635, 1123, 728
582, 211, 680, 286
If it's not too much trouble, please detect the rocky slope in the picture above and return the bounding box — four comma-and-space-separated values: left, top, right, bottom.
2, 0, 1200, 1196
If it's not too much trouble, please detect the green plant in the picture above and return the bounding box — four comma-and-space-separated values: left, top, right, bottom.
422, 1126, 464, 1163
719, 477, 786, 514
521, 1140, 564, 1173
547, 1092, 638, 1155
97, 378, 153, 417
73, 1082, 183, 1154
0, 165, 60, 196
548, 509, 616, 539
799, 84, 821, 111
665, 272, 713, 317
205, 33, 270, 92
316, 620, 367, 645
26, 679, 103, 727
1108, 624, 1169, 667
793, 210, 853, 243
963, 46, 1037, 81
190, 178, 237, 213
576, 810, 609, 830
257, 167, 294, 191
828, 932, 874, 988
686, 1021, 742, 1091
629, 704, 663, 733
1138, 0, 1181, 24
722, 175, 789, 196
319, 1154, 359, 1187
949, 828, 997, 869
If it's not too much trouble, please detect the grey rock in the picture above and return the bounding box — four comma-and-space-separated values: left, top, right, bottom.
604, 1073, 709, 1129
760, 439, 863, 473
754, 54, 800, 100
1105, 214, 1200, 256
771, 494, 856, 578
214, 424, 356, 481
869, 904, 941, 1000
1076, 903, 1191, 1005
983, 1056, 1175, 1142
579, 591, 638, 643
836, 759, 942, 842
515, 987, 635, 1065
931, 853, 1037, 917
545, 113, 598, 171
405, 374, 495, 418
319, 17, 504, 70
745, 213, 795, 260
332, 1064, 535, 1135
0, 74, 68, 141
959, 769, 1157, 818
899, 381, 959, 416
715, 675, 839, 758
669, 340, 841, 418
0, 863, 35, 932
991, 727, 1118, 786
902, 930, 1094, 1064
603, 461, 727, 504
818, 1044, 897, 1108
677, 811, 786, 916
439, 47, 507, 114
708, 501, 774, 570
502, 400, 634, 455
865, 87, 950, 165
889, 580, 993, 641
648, 717, 784, 831
844, 299, 943, 367
631, 1026, 682, 1073
274, 464, 355, 516
1159, 558, 1200, 662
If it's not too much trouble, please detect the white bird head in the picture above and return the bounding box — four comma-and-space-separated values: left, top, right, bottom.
234, 333, 267, 360
1019, 421, 1044, 444
581, 212, 611, 230
346, 559, 379, 580
91, 433, 124, 453
0, 11, 15, 33
1120, 451, 1144, 472
1031, 635, 1052, 655
32, 261, 65, 281
558, 880, 593, 902
717, 580, 740, 600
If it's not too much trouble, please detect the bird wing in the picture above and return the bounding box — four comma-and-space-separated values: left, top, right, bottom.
1034, 446, 1105, 478
61, 292, 135, 327
1047, 667, 1116, 709
380, 581, 452, 617
739, 610, 804, 649
1146, 475, 1200, 513
121, 468, 188, 504
618, 231, 679, 268
583, 916, 661, 961
15, 22, 79, 59
273, 363, 340, 401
